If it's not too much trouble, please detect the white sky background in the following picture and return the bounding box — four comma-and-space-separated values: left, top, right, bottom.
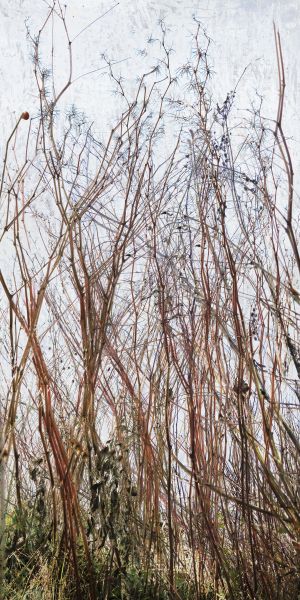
1, 0, 299, 147
0, 0, 297, 284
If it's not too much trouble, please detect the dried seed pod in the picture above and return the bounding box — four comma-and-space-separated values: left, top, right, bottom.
91, 496, 100, 512
29, 467, 37, 481
21, 111, 30, 120
233, 379, 250, 395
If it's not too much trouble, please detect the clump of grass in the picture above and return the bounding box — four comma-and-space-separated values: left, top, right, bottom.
3, 515, 199, 600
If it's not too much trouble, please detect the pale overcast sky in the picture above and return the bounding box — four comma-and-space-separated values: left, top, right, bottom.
1, 1, 299, 180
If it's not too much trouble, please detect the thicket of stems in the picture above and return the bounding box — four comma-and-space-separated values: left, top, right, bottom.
0, 5, 299, 599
